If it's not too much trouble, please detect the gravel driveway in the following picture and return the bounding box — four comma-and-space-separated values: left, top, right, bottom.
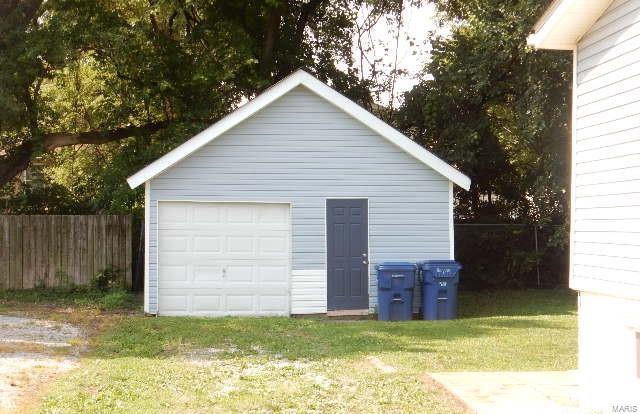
0, 315, 83, 412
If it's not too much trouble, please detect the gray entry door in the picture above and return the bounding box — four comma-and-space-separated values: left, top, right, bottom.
326, 199, 369, 310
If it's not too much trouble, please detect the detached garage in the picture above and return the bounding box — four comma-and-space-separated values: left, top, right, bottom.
127, 69, 470, 316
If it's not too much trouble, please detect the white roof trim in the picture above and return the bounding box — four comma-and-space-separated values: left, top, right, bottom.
527, 0, 614, 50
127, 69, 471, 190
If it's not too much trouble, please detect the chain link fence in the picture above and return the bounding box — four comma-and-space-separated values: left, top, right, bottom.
455, 224, 569, 290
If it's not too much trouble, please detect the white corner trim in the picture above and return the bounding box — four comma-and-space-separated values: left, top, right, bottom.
144, 181, 150, 314
127, 69, 471, 191
569, 46, 578, 286
449, 181, 455, 260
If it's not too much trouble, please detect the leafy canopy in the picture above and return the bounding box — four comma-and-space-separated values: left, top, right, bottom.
397, 0, 571, 224
1, 0, 402, 213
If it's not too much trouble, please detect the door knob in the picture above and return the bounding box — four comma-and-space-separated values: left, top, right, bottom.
362, 253, 369, 265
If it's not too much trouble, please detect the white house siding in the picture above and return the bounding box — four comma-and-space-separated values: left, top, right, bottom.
578, 292, 640, 409
146, 86, 451, 314
573, 0, 640, 299
574, 0, 640, 408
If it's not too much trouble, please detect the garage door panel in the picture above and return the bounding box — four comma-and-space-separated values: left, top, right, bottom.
159, 236, 189, 253
192, 205, 222, 223
259, 295, 289, 312
160, 294, 189, 313
192, 294, 222, 312
226, 295, 254, 311
259, 236, 288, 254
226, 236, 254, 253
193, 237, 222, 253
157, 202, 290, 316
194, 265, 223, 282
162, 265, 189, 282
226, 265, 254, 282
226, 205, 254, 223
158, 226, 289, 233
259, 266, 288, 283
257, 205, 289, 224
158, 204, 188, 224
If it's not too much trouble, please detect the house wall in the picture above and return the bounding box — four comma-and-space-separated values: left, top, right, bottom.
578, 292, 640, 410
573, 0, 640, 299
573, 0, 640, 408
145, 86, 451, 314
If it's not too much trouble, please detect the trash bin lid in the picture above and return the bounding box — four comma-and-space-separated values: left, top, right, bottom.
375, 261, 417, 271
417, 260, 462, 270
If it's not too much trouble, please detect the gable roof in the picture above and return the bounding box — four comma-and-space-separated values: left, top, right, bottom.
127, 69, 471, 190
527, 0, 614, 49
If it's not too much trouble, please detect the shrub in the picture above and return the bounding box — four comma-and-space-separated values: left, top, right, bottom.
91, 267, 123, 292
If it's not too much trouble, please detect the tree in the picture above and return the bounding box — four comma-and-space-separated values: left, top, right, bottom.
396, 0, 571, 225
1, 0, 404, 209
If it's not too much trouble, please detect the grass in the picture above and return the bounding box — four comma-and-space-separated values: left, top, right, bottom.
0, 287, 139, 312
26, 289, 577, 414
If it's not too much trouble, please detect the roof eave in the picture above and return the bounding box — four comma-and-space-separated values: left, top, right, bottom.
528, 0, 614, 50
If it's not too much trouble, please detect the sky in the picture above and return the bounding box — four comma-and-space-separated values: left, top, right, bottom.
352, 2, 446, 106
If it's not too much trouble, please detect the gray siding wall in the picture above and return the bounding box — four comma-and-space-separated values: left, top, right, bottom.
573, 0, 640, 298
147, 86, 451, 313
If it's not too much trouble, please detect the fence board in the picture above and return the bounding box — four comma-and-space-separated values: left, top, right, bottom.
10, 216, 23, 289
0, 217, 7, 289
0, 215, 133, 290
125, 216, 132, 285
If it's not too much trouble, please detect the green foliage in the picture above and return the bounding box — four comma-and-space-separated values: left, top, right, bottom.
1, 0, 403, 214
397, 0, 571, 225
0, 286, 137, 310
98, 290, 133, 310
455, 225, 568, 290
90, 266, 123, 292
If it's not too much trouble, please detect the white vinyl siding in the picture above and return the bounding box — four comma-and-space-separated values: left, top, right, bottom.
572, 0, 640, 299
290, 270, 326, 314
147, 86, 451, 314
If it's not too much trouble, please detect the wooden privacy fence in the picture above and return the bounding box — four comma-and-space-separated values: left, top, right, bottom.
0, 215, 132, 290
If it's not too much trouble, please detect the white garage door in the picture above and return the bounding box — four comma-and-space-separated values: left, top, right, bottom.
157, 202, 290, 316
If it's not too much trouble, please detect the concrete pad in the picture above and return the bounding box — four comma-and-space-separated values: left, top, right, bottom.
429, 370, 580, 414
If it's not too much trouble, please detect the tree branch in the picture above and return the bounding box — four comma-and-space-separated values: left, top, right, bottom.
0, 121, 170, 187
41, 121, 170, 149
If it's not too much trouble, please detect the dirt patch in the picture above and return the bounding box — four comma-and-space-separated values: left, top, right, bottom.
0, 353, 78, 413
421, 374, 473, 414
0, 315, 83, 413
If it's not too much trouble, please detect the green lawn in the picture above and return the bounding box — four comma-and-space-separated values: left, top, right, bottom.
37, 290, 577, 414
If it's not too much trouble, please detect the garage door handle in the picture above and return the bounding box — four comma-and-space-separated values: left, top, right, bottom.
222, 267, 227, 278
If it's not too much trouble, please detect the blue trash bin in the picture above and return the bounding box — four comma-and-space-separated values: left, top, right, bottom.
376, 262, 416, 321
418, 260, 461, 320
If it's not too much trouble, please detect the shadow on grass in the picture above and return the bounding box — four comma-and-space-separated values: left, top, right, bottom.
2, 289, 576, 363
88, 313, 569, 362
458, 289, 577, 318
